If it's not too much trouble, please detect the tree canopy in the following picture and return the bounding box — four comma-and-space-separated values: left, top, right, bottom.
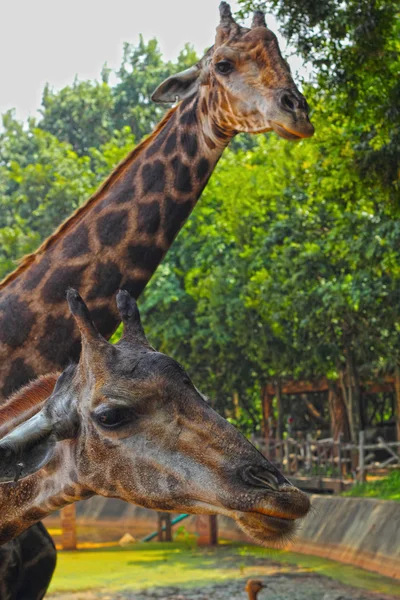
1, 3, 399, 439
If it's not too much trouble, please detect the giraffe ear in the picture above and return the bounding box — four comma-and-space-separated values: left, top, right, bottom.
151, 66, 201, 104
0, 411, 57, 483
0, 370, 79, 483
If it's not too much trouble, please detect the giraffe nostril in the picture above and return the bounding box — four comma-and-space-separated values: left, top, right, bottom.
239, 465, 281, 491
280, 92, 298, 113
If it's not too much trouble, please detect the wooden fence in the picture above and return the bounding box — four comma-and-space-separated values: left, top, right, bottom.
252, 432, 400, 484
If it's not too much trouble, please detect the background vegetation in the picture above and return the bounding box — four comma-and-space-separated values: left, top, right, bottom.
1, 1, 399, 440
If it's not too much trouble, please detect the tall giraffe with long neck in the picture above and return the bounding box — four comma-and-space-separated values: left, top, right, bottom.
0, 4, 313, 599
0, 3, 313, 401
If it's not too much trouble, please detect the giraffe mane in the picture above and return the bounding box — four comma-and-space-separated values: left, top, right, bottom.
0, 104, 179, 290
0, 373, 59, 438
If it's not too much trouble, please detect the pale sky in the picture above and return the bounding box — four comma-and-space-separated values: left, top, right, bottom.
0, 0, 307, 122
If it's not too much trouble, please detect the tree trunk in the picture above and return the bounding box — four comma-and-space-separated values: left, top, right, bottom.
60, 505, 77, 550
340, 349, 362, 442
232, 391, 240, 420
261, 385, 274, 441
328, 382, 351, 442
276, 378, 284, 440
395, 366, 400, 442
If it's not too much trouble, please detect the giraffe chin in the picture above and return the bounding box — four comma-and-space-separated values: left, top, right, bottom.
234, 511, 297, 547
270, 123, 303, 141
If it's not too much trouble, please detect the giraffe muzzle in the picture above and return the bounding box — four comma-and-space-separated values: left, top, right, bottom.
271, 89, 315, 140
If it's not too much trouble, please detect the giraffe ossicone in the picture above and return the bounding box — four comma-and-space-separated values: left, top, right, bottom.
0, 290, 310, 546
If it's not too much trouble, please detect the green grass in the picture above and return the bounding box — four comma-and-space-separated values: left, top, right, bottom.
343, 470, 400, 501
49, 542, 400, 597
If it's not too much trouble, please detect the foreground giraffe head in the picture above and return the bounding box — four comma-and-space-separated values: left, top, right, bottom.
0, 290, 309, 544
152, 2, 314, 140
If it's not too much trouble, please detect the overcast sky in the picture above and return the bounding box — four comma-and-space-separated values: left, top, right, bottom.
0, 0, 306, 122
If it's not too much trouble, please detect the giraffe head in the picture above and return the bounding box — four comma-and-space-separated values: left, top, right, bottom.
0, 290, 309, 544
152, 2, 313, 140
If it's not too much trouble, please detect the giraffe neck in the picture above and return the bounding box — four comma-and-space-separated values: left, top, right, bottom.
0, 90, 233, 401
0, 443, 88, 545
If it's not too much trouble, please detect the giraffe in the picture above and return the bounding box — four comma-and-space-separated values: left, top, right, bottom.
0, 3, 313, 402
0, 3, 314, 596
0, 289, 310, 548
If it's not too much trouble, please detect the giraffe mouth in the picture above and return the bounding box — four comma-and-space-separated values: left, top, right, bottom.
235, 511, 297, 545
271, 122, 303, 141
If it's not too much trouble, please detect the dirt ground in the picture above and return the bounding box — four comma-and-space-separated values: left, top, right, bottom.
49, 564, 399, 600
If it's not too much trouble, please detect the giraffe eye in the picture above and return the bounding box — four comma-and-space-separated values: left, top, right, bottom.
94, 407, 133, 429
215, 60, 234, 75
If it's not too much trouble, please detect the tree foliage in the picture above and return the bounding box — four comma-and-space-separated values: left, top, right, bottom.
1, 10, 399, 438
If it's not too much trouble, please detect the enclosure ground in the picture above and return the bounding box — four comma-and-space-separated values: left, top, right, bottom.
47, 543, 400, 599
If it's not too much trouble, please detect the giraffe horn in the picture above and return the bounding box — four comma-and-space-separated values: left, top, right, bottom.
252, 10, 267, 28
67, 288, 106, 344
219, 2, 236, 27
116, 290, 150, 348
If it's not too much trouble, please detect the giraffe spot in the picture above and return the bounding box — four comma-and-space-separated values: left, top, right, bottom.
121, 278, 147, 299
146, 114, 175, 158
142, 161, 166, 195
63, 223, 90, 258
25, 508, 48, 522
105, 174, 136, 206
180, 95, 196, 111
37, 314, 78, 366
52, 497, 67, 508
63, 484, 77, 497
180, 132, 198, 158
90, 306, 119, 339
172, 157, 192, 194
163, 132, 177, 156
93, 197, 110, 214
201, 97, 208, 115
2, 358, 35, 398
167, 474, 181, 492
204, 135, 217, 150
42, 265, 87, 304
80, 488, 94, 499
88, 261, 122, 299
23, 256, 51, 291
180, 98, 198, 126
211, 89, 219, 111
0, 296, 36, 348
115, 183, 136, 204
97, 210, 129, 247
164, 197, 193, 245
197, 157, 211, 181
137, 201, 161, 234
212, 122, 229, 140
126, 244, 164, 272
69, 470, 79, 483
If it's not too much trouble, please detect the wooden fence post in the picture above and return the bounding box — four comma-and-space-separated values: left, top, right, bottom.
60, 505, 77, 550
209, 515, 218, 546
358, 431, 366, 482
157, 513, 172, 541
306, 433, 312, 474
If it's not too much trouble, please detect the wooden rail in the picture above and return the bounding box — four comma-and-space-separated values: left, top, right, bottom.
252, 432, 400, 491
